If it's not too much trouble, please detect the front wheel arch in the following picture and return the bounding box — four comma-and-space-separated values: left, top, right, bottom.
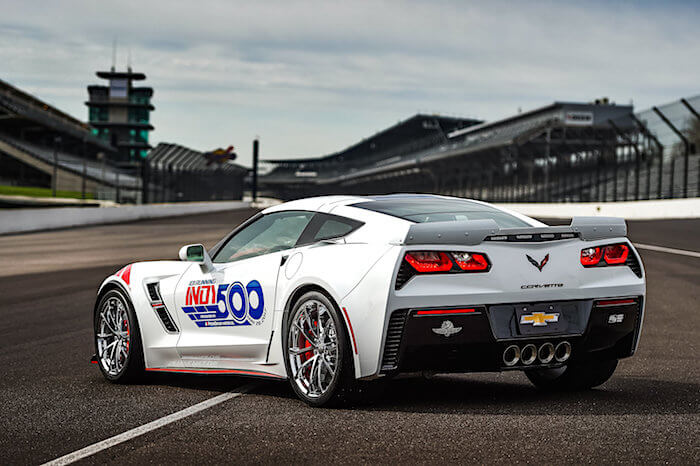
93, 282, 145, 382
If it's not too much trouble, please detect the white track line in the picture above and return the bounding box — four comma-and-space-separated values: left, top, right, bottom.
42, 383, 256, 466
633, 243, 700, 258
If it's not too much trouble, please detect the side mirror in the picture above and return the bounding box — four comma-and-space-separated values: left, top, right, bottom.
178, 244, 214, 273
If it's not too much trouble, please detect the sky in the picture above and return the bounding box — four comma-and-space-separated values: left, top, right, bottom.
1, 0, 699, 167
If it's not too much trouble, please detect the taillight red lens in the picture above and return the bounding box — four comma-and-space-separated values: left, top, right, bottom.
404, 251, 453, 272
604, 244, 629, 265
581, 247, 603, 266
452, 252, 489, 271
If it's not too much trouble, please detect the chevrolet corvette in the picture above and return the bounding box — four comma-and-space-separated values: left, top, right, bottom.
92, 194, 646, 406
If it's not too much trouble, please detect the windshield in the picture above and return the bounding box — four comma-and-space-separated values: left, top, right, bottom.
352, 198, 531, 228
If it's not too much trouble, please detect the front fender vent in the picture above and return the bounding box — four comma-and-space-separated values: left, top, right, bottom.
154, 305, 179, 333
145, 281, 179, 334
381, 310, 408, 372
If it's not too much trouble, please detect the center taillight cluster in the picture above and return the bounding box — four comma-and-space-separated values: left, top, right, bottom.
580, 243, 629, 267
404, 251, 491, 273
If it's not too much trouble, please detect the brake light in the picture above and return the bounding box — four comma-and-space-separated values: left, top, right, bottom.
580, 247, 603, 266
404, 251, 453, 272
581, 243, 631, 267
604, 244, 629, 265
452, 252, 490, 271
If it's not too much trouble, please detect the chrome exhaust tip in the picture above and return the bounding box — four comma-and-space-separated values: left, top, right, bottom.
503, 345, 521, 367
538, 342, 555, 364
555, 341, 572, 363
521, 344, 537, 365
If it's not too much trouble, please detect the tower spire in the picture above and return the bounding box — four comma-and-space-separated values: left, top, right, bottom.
111, 38, 117, 72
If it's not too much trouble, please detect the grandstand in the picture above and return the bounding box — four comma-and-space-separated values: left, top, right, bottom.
0, 78, 141, 202
260, 97, 700, 202
146, 143, 247, 202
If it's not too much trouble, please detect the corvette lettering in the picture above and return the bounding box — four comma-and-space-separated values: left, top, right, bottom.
520, 283, 564, 289
182, 280, 265, 327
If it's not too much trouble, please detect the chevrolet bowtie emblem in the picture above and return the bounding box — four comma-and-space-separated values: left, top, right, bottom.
526, 254, 549, 272
432, 320, 462, 337
520, 311, 559, 326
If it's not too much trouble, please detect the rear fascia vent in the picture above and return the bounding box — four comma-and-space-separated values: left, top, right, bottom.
625, 251, 643, 278
381, 310, 408, 371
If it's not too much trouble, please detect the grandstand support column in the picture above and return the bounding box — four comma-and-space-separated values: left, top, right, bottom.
51, 136, 61, 197
252, 139, 259, 202
116, 172, 121, 204
81, 138, 87, 200
653, 106, 690, 198
142, 159, 150, 204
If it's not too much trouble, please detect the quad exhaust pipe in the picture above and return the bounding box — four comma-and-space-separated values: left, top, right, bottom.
502, 341, 571, 367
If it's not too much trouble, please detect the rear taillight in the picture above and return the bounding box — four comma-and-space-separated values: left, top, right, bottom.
404, 251, 490, 274
404, 251, 453, 272
581, 243, 630, 267
603, 244, 629, 264
451, 252, 490, 271
581, 247, 603, 266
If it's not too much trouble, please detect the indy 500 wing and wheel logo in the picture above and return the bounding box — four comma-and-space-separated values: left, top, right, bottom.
183, 280, 265, 327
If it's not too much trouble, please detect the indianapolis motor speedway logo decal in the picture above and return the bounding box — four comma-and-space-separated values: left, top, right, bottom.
182, 279, 265, 327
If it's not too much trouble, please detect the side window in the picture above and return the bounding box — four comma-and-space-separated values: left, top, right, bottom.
297, 213, 364, 245
314, 219, 355, 241
213, 211, 314, 263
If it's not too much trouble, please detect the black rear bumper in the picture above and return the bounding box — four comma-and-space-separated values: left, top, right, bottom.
380, 297, 643, 374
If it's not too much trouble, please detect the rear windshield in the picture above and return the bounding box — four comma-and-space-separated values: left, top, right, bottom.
352, 198, 531, 228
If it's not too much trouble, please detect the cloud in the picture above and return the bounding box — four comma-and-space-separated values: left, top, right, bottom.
1, 0, 699, 165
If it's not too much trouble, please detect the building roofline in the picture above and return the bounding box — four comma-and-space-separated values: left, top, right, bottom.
264, 113, 481, 164
96, 70, 146, 80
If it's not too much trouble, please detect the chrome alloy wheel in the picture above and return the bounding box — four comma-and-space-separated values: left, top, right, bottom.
97, 296, 131, 376
288, 299, 339, 398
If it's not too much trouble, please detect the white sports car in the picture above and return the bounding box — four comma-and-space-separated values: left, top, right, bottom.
92, 194, 646, 406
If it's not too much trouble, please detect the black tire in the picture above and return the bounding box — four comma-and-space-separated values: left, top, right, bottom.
94, 288, 145, 383
283, 290, 356, 407
525, 359, 618, 391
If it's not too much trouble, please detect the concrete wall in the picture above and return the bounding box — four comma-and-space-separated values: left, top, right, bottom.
0, 200, 250, 235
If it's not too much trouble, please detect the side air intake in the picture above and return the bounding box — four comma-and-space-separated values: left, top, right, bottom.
155, 306, 178, 333
145, 281, 179, 333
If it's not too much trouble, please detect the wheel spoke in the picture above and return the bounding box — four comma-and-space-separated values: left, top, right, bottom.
295, 354, 318, 381
293, 323, 317, 348
289, 346, 314, 355
302, 308, 318, 340
100, 312, 118, 335
321, 356, 335, 377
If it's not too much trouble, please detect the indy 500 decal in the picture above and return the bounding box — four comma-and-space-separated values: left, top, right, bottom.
182, 280, 265, 327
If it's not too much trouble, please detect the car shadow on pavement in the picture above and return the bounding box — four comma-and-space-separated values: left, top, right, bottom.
127, 370, 699, 416
358, 374, 700, 416
247, 373, 700, 416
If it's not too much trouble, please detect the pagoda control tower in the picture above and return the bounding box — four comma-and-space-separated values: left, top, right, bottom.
86, 67, 154, 165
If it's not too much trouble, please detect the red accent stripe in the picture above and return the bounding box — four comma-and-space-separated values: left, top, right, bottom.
145, 368, 284, 378
121, 264, 132, 286
596, 298, 636, 306
415, 308, 477, 316
341, 307, 358, 354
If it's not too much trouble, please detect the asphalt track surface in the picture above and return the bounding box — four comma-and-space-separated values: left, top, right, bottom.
0, 210, 698, 465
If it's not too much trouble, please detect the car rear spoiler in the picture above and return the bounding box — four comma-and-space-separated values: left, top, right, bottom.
404, 216, 627, 246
